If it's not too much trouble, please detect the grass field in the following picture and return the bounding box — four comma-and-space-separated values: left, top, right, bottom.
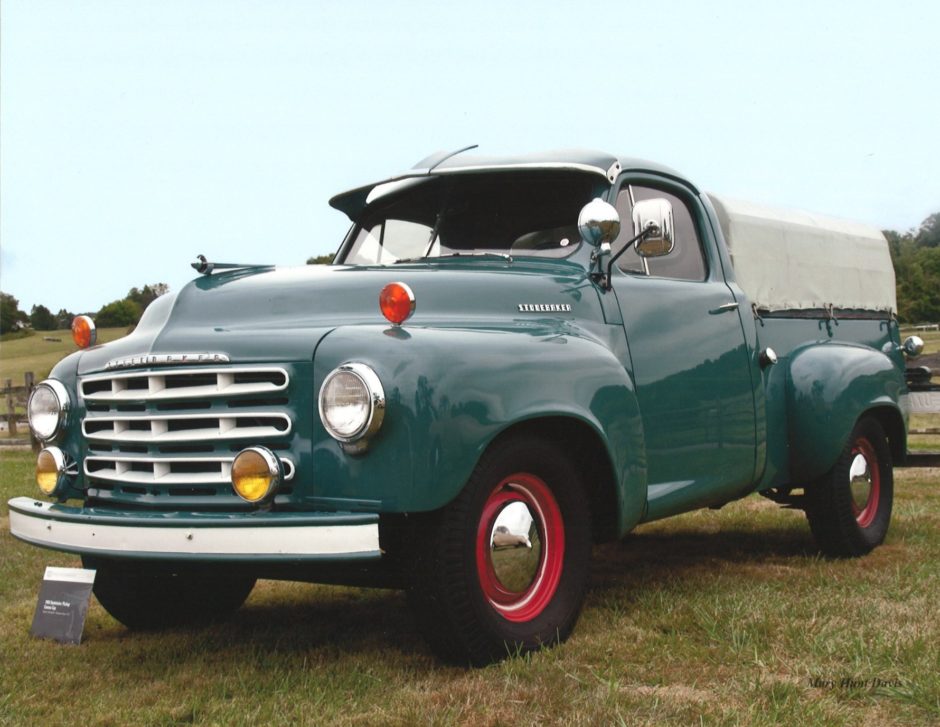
1, 451, 938, 726
1, 328, 936, 724
0, 328, 129, 385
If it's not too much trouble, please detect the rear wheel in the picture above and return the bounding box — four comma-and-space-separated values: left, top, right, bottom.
805, 416, 893, 557
83, 557, 256, 630
407, 435, 591, 665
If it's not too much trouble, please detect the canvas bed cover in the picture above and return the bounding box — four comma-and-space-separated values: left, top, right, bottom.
708, 194, 896, 315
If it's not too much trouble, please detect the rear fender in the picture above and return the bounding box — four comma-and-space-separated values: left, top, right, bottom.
786, 343, 904, 482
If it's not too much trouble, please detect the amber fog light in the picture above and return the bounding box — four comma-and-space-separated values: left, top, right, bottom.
36, 447, 69, 497
231, 447, 281, 503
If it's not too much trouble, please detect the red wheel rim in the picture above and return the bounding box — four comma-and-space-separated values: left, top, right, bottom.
475, 472, 565, 623
850, 437, 880, 528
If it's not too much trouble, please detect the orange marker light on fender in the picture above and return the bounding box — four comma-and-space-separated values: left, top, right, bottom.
71, 315, 97, 349
379, 282, 416, 326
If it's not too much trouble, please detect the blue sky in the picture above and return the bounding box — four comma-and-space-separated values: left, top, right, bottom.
2, 0, 938, 314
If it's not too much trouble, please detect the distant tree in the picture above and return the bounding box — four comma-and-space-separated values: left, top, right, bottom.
917, 213, 940, 248
29, 304, 57, 331
126, 283, 169, 310
55, 308, 75, 329
96, 299, 142, 327
306, 253, 335, 265
0, 292, 29, 333
887, 211, 940, 323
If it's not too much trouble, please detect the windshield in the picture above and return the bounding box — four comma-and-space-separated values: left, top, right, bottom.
337, 171, 608, 265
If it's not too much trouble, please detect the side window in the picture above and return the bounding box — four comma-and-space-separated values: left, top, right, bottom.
612, 185, 707, 281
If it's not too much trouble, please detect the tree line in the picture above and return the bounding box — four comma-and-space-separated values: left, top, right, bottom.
884, 212, 940, 324
0, 284, 169, 335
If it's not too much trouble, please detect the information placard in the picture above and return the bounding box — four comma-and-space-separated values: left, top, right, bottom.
30, 567, 96, 645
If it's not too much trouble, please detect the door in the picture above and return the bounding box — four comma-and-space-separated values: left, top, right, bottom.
609, 178, 756, 520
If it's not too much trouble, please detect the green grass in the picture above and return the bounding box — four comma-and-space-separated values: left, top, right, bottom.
0, 328, 129, 386
1, 451, 938, 726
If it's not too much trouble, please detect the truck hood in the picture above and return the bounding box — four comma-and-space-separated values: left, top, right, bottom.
76, 260, 599, 375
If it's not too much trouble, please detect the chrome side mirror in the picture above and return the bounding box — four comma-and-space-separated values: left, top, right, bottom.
902, 335, 924, 358
578, 198, 621, 247
633, 198, 675, 258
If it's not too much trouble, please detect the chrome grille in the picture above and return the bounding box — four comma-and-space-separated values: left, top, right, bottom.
81, 367, 287, 402
82, 412, 291, 443
80, 365, 295, 508
84, 455, 296, 486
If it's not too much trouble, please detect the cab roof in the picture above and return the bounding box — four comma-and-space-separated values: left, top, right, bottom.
328, 148, 692, 220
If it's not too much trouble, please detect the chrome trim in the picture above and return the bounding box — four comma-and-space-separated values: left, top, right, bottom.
318, 362, 386, 446
849, 453, 873, 511
105, 353, 231, 370
760, 347, 778, 368
84, 454, 295, 486
28, 380, 72, 442
517, 304, 572, 313
902, 335, 924, 358
80, 366, 288, 403
489, 501, 540, 593
82, 412, 292, 444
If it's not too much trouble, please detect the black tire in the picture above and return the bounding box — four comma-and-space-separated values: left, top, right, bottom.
805, 416, 893, 557
82, 557, 256, 630
407, 435, 592, 665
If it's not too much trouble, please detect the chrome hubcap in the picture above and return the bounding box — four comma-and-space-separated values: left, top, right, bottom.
489, 500, 541, 593
849, 453, 872, 511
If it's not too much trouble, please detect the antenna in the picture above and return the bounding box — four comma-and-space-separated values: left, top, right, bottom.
425, 144, 479, 172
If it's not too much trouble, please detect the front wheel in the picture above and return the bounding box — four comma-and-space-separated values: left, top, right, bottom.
83, 557, 256, 630
407, 435, 592, 665
805, 416, 894, 557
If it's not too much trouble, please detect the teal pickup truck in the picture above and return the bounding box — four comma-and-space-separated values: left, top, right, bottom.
9, 148, 924, 665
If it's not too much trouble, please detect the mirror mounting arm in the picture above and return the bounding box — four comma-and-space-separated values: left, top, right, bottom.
596, 224, 659, 289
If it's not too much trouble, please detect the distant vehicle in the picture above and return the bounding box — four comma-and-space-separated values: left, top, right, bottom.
10, 148, 923, 665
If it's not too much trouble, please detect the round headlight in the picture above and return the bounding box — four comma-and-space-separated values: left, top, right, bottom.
28, 380, 71, 441
231, 446, 281, 503
36, 447, 70, 497
318, 363, 385, 444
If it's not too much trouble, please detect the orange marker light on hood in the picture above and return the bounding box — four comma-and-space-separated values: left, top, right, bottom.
379, 282, 416, 326
71, 315, 97, 349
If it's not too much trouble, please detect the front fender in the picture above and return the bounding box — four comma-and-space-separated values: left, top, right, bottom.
310, 324, 646, 526
787, 342, 904, 482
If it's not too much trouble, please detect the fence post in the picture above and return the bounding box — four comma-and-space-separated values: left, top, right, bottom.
4, 378, 14, 437
25, 372, 40, 452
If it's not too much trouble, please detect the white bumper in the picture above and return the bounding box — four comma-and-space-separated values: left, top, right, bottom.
8, 497, 381, 561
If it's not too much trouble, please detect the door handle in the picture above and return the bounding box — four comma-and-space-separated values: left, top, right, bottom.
710, 302, 740, 314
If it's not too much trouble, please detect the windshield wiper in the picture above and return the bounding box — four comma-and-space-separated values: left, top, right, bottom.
396, 251, 513, 264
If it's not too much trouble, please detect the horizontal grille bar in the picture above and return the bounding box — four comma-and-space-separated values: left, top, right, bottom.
80, 367, 289, 403
82, 412, 292, 443
84, 455, 296, 486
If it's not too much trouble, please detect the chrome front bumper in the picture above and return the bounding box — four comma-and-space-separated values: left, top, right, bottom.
7, 497, 381, 562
